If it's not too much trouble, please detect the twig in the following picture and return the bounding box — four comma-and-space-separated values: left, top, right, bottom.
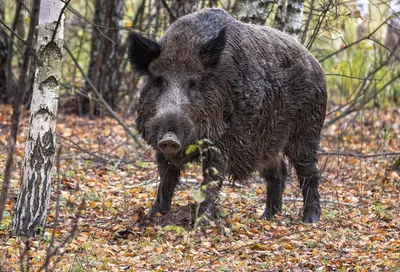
19, 237, 31, 272
43, 146, 62, 272
193, 227, 319, 271
318, 151, 400, 159
38, 197, 86, 271
63, 43, 142, 146
319, 17, 390, 62
161, 0, 176, 21
51, 0, 71, 42
57, 133, 107, 162
283, 197, 359, 207
67, 6, 117, 44
0, 18, 26, 45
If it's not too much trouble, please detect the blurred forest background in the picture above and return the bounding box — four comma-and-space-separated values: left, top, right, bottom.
0, 0, 399, 270
1, 0, 400, 115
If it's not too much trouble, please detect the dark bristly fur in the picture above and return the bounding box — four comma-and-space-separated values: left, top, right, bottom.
128, 8, 327, 223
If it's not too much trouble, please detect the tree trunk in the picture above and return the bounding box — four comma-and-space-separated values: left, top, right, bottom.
0, 0, 7, 103
10, 0, 65, 237
169, 0, 198, 23
386, 0, 400, 55
239, 0, 275, 25
284, 0, 304, 40
274, 0, 287, 31
0, 0, 40, 228
356, 0, 369, 40
79, 0, 124, 118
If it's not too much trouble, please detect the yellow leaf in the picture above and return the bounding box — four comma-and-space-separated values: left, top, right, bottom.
255, 188, 263, 195
249, 243, 263, 250
349, 157, 360, 165
7, 247, 14, 254
104, 201, 112, 208
123, 21, 133, 27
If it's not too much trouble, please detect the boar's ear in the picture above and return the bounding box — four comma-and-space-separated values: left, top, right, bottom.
200, 27, 227, 68
128, 31, 161, 75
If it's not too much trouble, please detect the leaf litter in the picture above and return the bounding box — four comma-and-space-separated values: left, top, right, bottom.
0, 105, 399, 271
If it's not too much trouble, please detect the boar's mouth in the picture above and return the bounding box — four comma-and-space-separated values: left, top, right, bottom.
144, 114, 197, 158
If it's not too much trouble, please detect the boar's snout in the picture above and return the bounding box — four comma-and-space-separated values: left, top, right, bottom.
157, 132, 182, 155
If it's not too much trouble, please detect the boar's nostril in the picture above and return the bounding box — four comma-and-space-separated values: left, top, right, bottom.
157, 133, 182, 155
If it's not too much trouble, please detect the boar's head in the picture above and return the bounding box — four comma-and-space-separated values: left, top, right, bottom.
128, 28, 228, 158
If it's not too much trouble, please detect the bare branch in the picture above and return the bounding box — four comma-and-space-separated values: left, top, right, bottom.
64, 43, 142, 146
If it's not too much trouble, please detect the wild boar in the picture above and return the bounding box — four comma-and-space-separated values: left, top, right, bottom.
128, 8, 327, 223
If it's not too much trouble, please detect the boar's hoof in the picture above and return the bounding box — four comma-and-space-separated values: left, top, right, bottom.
302, 208, 320, 223
149, 205, 169, 216
261, 209, 279, 220
157, 132, 181, 155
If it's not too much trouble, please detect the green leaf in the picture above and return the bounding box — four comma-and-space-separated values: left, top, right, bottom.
185, 144, 199, 155
193, 189, 206, 203
164, 225, 185, 235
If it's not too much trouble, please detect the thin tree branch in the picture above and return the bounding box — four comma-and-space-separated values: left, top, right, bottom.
161, 0, 177, 21
319, 17, 390, 62
0, 18, 26, 45
43, 146, 62, 272
318, 151, 400, 158
51, 0, 71, 42
64, 43, 142, 146
38, 197, 85, 271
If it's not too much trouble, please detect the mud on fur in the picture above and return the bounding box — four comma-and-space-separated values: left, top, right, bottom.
128, 8, 327, 223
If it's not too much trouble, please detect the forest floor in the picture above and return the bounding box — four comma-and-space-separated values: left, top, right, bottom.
0, 104, 399, 271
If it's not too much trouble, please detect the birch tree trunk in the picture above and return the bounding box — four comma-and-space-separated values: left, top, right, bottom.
169, 0, 198, 23
386, 0, 400, 55
284, 0, 304, 40
0, 0, 7, 103
11, 0, 65, 237
239, 0, 275, 25
356, 0, 369, 40
274, 0, 288, 31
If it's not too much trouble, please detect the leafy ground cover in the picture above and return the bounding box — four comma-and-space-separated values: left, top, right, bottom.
0, 104, 399, 271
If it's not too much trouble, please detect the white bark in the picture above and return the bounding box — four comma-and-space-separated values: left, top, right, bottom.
356, 0, 369, 39
11, 0, 65, 237
284, 0, 304, 40
239, 0, 275, 25
274, 0, 287, 31
386, 0, 400, 53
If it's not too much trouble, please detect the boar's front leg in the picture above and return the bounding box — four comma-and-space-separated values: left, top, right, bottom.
150, 151, 180, 216
198, 149, 225, 219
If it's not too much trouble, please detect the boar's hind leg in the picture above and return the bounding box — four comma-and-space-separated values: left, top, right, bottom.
261, 159, 287, 220
290, 152, 321, 223
150, 152, 181, 216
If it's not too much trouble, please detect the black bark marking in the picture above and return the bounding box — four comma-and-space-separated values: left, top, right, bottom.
35, 105, 55, 118
18, 128, 56, 235
39, 76, 58, 91
38, 41, 62, 67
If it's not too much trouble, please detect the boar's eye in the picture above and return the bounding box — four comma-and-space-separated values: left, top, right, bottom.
152, 76, 165, 87
187, 79, 197, 90
187, 79, 200, 99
